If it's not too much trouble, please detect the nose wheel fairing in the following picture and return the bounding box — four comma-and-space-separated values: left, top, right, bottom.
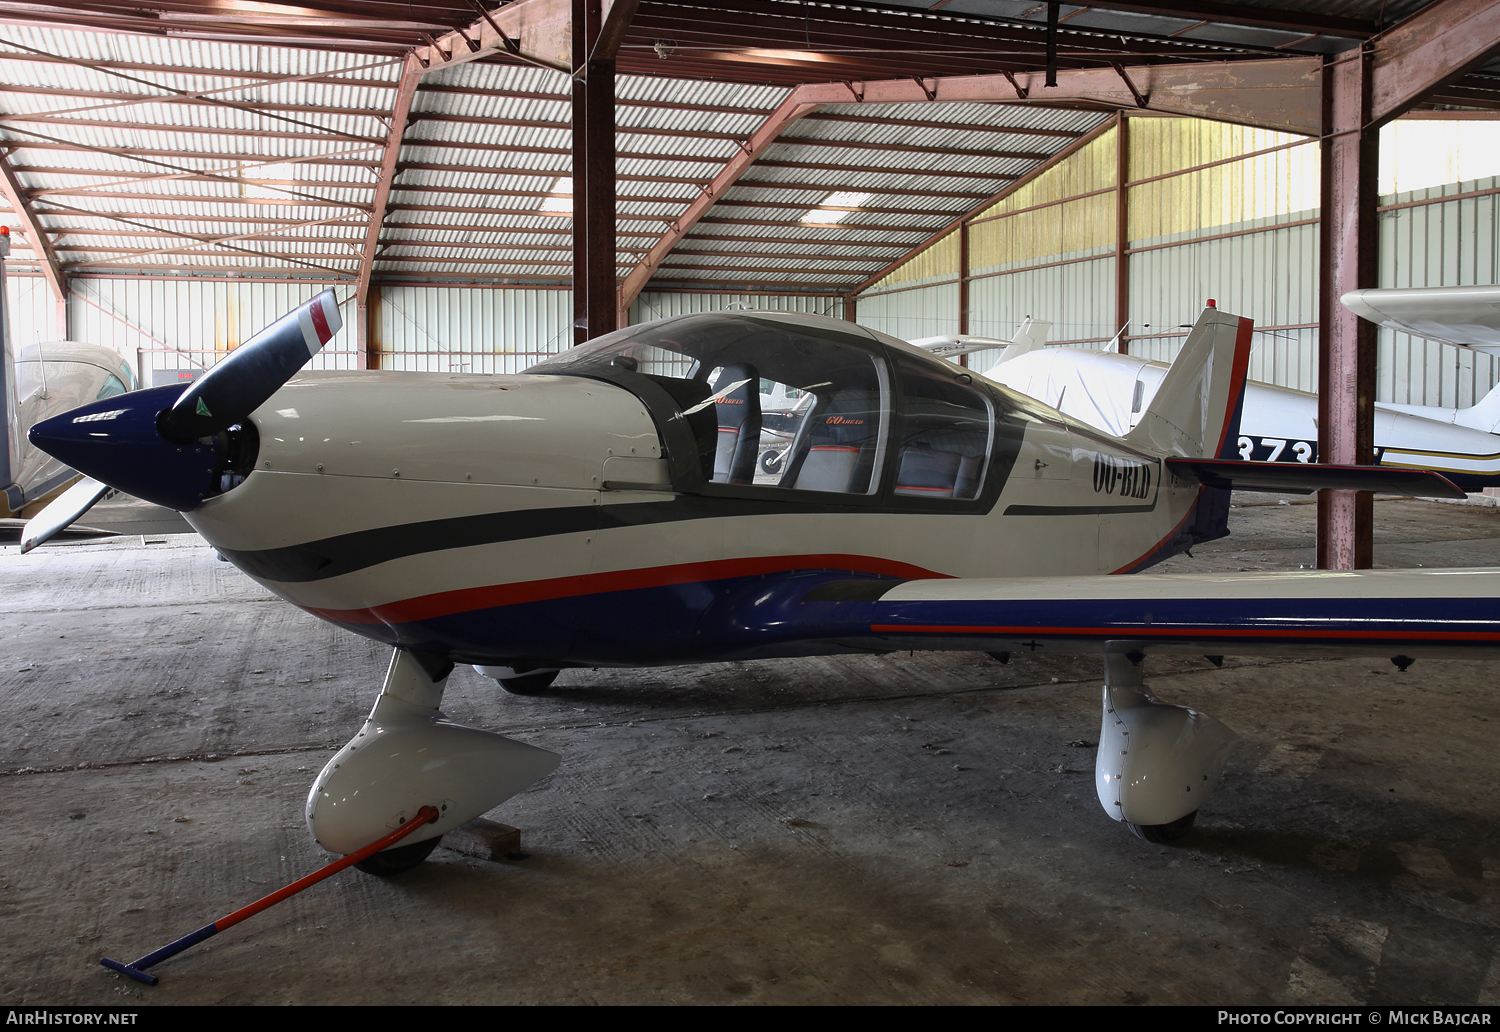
306, 648, 560, 856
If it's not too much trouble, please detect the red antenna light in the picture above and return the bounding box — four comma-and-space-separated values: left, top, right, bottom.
1206, 298, 1217, 308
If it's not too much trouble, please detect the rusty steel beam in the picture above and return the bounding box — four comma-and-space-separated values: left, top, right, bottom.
617, 92, 821, 318
357, 55, 423, 309
1317, 50, 1378, 571
794, 58, 1324, 136
412, 0, 571, 73
1369, 0, 1500, 126
0, 148, 64, 301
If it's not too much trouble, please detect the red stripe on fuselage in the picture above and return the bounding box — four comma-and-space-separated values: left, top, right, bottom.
302, 554, 949, 626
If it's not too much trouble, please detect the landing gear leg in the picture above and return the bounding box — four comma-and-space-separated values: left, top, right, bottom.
307, 648, 561, 874
1094, 650, 1236, 843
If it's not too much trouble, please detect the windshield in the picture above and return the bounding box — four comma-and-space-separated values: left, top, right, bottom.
529, 313, 890, 493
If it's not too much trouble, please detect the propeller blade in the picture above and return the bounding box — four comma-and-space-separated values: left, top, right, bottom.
20, 476, 110, 553
29, 290, 336, 512
158, 290, 341, 443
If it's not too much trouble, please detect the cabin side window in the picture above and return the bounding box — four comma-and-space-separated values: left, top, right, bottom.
892, 356, 995, 501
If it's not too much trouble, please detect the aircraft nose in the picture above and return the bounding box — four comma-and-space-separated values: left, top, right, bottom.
29, 384, 222, 511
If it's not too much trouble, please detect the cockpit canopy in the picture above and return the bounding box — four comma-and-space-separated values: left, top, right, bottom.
528, 311, 1009, 505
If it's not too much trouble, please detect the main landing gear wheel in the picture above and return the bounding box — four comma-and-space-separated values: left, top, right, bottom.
353, 835, 441, 876
1127, 809, 1198, 844
498, 669, 559, 695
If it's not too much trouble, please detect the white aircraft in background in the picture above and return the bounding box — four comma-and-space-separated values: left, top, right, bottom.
22, 292, 1497, 880
2, 339, 136, 519
914, 300, 1500, 491
0, 233, 190, 548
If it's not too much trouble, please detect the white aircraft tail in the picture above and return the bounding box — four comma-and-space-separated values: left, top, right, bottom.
1456, 378, 1500, 434
1124, 306, 1251, 459
994, 317, 1051, 364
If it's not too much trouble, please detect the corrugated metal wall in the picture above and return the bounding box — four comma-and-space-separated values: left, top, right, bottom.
859, 116, 1500, 409
68, 278, 357, 383
856, 281, 958, 342
4, 272, 59, 352
33, 281, 845, 382
372, 286, 572, 373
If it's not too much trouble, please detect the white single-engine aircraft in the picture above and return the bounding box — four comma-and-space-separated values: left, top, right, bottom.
915, 305, 1500, 491
2, 339, 136, 517
25, 292, 1500, 874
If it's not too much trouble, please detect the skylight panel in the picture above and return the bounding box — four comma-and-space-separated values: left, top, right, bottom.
801, 190, 870, 225
540, 176, 573, 216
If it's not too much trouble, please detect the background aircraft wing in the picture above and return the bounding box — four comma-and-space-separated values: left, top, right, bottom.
800, 568, 1500, 660
1342, 285, 1500, 352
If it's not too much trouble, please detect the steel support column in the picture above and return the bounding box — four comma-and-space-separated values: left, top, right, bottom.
572, 0, 617, 343
1115, 111, 1130, 355
1317, 49, 1378, 570
958, 219, 970, 338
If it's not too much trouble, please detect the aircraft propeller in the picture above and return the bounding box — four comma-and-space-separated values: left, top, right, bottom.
24, 290, 342, 531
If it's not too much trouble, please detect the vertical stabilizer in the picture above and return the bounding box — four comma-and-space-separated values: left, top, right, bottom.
993, 316, 1052, 364
1124, 306, 1252, 459
1454, 379, 1500, 434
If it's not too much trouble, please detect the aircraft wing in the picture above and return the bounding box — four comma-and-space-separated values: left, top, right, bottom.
802, 568, 1500, 659
1164, 457, 1467, 498
1342, 285, 1500, 352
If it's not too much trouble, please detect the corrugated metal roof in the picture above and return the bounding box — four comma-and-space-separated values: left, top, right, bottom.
0, 4, 1490, 291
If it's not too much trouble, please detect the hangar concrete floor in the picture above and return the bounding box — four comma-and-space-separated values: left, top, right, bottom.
5, 495, 1500, 1006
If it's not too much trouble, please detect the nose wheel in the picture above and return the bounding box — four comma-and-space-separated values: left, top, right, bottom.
1127, 810, 1198, 844
353, 836, 442, 876
498, 669, 559, 695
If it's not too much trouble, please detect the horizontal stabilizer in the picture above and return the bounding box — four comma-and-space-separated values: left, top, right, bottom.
1165, 458, 1466, 499
907, 334, 1012, 358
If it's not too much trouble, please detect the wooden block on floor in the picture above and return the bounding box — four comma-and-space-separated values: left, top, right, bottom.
441, 817, 522, 861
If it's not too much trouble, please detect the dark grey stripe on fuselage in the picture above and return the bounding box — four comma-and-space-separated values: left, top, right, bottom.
1004, 502, 1158, 516
218, 493, 901, 584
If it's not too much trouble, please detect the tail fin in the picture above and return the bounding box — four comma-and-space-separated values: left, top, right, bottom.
1124, 306, 1251, 459
1455, 379, 1500, 434
994, 317, 1052, 364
